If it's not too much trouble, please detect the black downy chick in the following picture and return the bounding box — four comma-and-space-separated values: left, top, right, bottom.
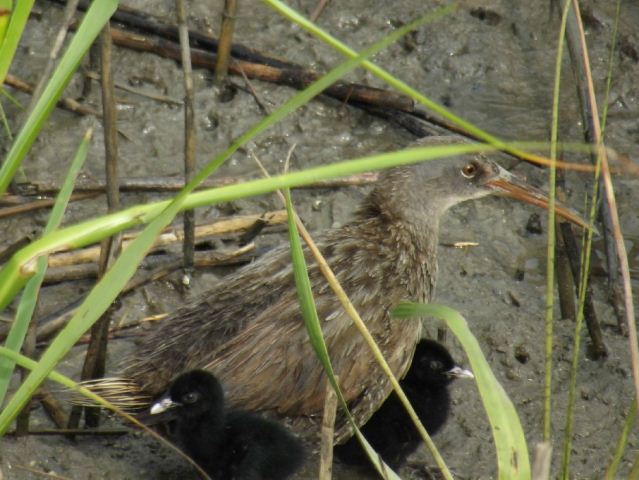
335, 339, 473, 471
150, 370, 305, 480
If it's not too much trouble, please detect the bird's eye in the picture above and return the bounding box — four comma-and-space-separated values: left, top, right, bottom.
182, 392, 200, 404
429, 360, 444, 371
461, 162, 478, 178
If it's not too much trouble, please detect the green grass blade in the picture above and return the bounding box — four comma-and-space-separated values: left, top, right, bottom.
0, 1, 13, 48
284, 190, 333, 368
0, 0, 117, 196
606, 399, 636, 479
393, 302, 530, 480
544, 0, 571, 444
630, 457, 639, 480
0, 0, 31, 85
284, 189, 401, 479
559, 5, 607, 474
0, 128, 93, 406
0, 11, 432, 434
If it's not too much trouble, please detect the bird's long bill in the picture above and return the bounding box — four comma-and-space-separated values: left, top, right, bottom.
486, 165, 591, 230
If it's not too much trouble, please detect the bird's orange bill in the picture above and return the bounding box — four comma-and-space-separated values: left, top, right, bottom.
486, 165, 592, 231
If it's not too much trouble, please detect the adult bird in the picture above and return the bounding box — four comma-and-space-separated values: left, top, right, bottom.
149, 370, 305, 480
334, 339, 473, 470
87, 136, 586, 442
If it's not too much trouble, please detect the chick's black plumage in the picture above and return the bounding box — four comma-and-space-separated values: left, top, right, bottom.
335, 339, 470, 470
151, 370, 305, 480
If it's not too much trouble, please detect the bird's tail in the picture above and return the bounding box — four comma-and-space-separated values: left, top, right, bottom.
64, 377, 151, 412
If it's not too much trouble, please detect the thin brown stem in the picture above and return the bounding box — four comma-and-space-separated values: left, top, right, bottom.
17, 0, 80, 122
38, 388, 68, 429
559, 222, 607, 358
175, 0, 197, 271
84, 70, 182, 105
309, 0, 331, 22
237, 67, 270, 115
5, 74, 102, 117
0, 192, 99, 219
319, 378, 338, 480
74, 23, 122, 429
215, 0, 238, 86
555, 170, 577, 325
555, 224, 576, 321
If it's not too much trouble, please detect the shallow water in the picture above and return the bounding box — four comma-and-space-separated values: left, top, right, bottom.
2, 0, 639, 479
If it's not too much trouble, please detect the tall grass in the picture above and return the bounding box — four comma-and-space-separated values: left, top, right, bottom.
0, 0, 631, 478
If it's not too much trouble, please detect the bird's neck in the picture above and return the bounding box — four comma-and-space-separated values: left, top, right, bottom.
356, 189, 443, 245
389, 217, 440, 302
348, 210, 440, 303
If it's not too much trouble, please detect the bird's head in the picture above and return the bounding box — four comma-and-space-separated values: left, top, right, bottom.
406, 339, 473, 388
150, 370, 224, 419
362, 136, 588, 231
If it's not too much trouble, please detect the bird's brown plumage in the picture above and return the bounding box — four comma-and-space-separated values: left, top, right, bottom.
97, 136, 583, 442
125, 176, 437, 440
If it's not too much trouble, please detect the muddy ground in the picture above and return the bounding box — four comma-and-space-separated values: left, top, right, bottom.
1, 0, 639, 479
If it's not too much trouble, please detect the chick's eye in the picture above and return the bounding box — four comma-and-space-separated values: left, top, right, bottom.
429, 360, 444, 371
461, 162, 478, 178
183, 392, 200, 404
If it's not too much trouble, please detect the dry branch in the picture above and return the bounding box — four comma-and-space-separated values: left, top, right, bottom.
5, 74, 102, 117
175, 0, 197, 270
46, 210, 286, 269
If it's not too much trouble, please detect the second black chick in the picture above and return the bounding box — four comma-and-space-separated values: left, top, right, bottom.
150, 370, 305, 480
334, 339, 473, 471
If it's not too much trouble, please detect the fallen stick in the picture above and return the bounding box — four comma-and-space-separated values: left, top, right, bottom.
47, 210, 285, 268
